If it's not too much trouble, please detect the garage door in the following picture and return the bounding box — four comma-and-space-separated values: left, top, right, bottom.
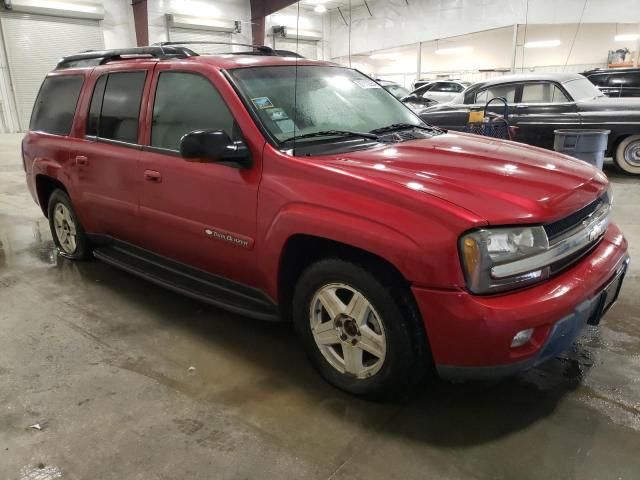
168, 28, 233, 54
272, 38, 318, 59
0, 13, 104, 131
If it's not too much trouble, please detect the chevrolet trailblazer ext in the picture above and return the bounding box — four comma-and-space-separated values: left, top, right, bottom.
23, 46, 629, 396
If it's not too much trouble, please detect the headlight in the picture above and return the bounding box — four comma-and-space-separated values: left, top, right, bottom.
460, 226, 549, 294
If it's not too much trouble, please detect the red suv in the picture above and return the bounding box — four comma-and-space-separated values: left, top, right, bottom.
23, 45, 629, 396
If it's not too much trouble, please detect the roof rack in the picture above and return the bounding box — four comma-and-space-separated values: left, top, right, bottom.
157, 41, 275, 55
56, 45, 197, 70
156, 41, 287, 56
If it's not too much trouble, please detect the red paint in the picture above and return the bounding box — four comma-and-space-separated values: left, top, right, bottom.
23, 55, 629, 372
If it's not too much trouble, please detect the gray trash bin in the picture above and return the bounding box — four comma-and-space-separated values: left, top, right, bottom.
553, 129, 610, 170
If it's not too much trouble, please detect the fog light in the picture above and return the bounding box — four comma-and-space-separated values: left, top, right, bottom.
511, 328, 534, 348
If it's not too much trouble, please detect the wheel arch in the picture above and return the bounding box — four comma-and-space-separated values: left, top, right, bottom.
277, 233, 411, 322
35, 174, 69, 218
609, 133, 630, 157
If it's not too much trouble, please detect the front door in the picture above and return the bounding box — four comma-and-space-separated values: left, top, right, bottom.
137, 66, 263, 287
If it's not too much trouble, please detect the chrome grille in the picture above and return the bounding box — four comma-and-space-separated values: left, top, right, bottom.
544, 192, 610, 274
544, 193, 609, 241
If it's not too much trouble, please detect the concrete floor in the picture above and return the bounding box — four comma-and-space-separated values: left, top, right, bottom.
1, 133, 639, 480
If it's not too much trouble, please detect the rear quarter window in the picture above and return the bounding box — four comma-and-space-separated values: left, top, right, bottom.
30, 75, 84, 135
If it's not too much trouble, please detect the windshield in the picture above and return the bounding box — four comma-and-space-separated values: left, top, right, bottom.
230, 65, 423, 143
562, 77, 605, 101
383, 84, 410, 99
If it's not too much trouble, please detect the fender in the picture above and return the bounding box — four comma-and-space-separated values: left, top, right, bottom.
23, 129, 79, 211
260, 202, 449, 301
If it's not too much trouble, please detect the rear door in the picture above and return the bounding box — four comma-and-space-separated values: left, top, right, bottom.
69, 63, 154, 244
511, 81, 580, 148
136, 64, 263, 286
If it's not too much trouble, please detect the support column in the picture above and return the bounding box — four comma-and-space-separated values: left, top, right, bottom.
416, 41, 422, 87
250, 0, 298, 46
511, 23, 518, 73
131, 0, 149, 47
252, 16, 266, 46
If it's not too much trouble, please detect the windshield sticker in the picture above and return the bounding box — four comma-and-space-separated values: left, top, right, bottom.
275, 119, 295, 134
251, 97, 274, 109
353, 79, 382, 89
265, 107, 290, 121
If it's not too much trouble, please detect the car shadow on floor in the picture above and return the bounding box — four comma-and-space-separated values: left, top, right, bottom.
28, 240, 599, 451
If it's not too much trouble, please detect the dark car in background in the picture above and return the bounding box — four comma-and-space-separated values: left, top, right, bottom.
583, 68, 640, 98
418, 73, 640, 175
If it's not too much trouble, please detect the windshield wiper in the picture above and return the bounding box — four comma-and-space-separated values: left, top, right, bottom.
369, 123, 446, 135
281, 130, 381, 144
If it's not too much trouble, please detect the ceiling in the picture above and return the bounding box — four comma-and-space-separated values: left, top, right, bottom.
296, 0, 368, 12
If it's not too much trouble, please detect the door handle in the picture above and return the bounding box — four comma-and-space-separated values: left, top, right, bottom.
75, 155, 88, 166
515, 105, 529, 109
144, 170, 162, 183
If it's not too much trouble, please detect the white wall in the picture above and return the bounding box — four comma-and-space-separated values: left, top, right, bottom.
101, 0, 136, 49
147, 0, 251, 45
515, 23, 639, 70
265, 4, 327, 59
329, 0, 640, 58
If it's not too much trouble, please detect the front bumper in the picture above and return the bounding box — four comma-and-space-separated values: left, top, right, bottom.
412, 223, 628, 380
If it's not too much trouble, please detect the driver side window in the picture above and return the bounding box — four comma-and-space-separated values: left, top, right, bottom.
151, 71, 235, 151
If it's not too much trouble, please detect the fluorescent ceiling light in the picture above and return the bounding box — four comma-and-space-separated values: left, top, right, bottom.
524, 40, 561, 48
9, 0, 104, 19
314, 5, 327, 13
615, 34, 640, 42
434, 46, 473, 55
370, 53, 397, 60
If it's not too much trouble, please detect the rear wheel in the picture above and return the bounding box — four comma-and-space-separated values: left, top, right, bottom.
48, 190, 91, 260
614, 135, 640, 175
293, 258, 430, 397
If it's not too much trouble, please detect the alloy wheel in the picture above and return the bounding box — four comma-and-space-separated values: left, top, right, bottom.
309, 283, 387, 379
53, 203, 77, 254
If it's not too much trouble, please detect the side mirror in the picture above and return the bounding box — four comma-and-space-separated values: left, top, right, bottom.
403, 94, 418, 102
179, 129, 251, 168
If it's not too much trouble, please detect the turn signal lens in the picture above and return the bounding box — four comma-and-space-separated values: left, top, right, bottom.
462, 237, 481, 286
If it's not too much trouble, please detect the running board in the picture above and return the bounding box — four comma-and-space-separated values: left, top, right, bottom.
92, 243, 279, 321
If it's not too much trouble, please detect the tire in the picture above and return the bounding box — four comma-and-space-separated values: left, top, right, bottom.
47, 189, 92, 260
614, 135, 640, 175
292, 258, 431, 398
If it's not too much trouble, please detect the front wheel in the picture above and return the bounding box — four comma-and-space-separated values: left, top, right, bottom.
47, 189, 92, 260
614, 135, 640, 175
293, 259, 430, 397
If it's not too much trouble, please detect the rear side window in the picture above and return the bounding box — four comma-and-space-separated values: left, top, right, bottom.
521, 82, 569, 103
151, 71, 234, 151
609, 72, 640, 88
95, 71, 146, 143
587, 74, 609, 87
30, 75, 84, 135
430, 82, 459, 92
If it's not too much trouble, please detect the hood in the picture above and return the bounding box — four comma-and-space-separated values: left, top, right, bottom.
321, 132, 608, 225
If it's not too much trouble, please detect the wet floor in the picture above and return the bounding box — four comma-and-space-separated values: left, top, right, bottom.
1, 133, 639, 479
